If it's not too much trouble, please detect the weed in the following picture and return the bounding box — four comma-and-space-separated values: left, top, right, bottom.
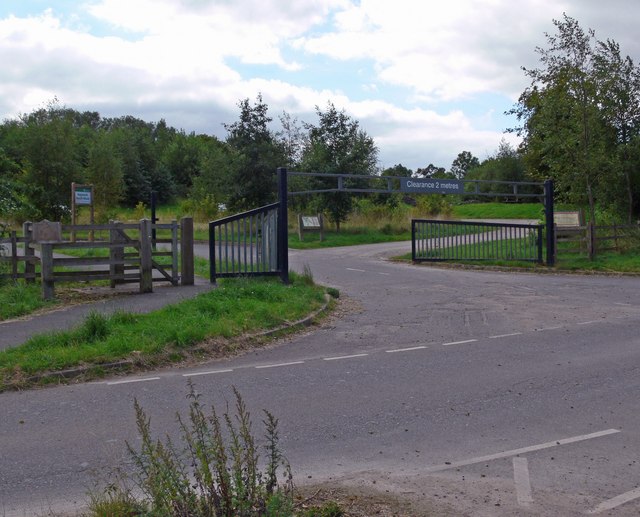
81, 311, 110, 342
90, 382, 295, 516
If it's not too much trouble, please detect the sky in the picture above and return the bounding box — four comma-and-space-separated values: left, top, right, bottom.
1, 0, 640, 172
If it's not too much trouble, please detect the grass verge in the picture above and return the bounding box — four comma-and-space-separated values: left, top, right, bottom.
0, 282, 56, 321
0, 272, 332, 391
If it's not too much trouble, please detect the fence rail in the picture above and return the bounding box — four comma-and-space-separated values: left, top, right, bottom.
209, 203, 282, 281
412, 219, 544, 263
1, 218, 194, 300
555, 222, 640, 260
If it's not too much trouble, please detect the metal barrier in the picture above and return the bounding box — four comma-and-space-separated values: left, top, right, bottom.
412, 219, 544, 263
209, 203, 281, 281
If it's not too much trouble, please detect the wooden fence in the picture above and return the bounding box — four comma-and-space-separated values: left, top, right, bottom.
0, 218, 194, 300
554, 222, 640, 260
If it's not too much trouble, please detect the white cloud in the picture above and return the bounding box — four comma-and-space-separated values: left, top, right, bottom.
1, 0, 639, 170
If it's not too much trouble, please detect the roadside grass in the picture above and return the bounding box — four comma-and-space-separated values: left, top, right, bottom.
0, 282, 55, 321
0, 272, 330, 390
451, 202, 545, 220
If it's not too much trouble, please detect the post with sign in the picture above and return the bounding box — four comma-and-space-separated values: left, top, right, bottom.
71, 182, 95, 242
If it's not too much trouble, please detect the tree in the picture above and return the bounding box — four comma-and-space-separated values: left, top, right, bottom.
450, 151, 480, 179
300, 102, 378, 230
224, 94, 285, 210
465, 140, 530, 198
85, 131, 124, 220
511, 15, 615, 224
594, 39, 640, 222
416, 163, 450, 178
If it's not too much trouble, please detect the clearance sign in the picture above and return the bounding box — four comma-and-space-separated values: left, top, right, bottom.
400, 178, 463, 194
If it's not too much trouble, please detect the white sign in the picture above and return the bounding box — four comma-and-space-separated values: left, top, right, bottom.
75, 188, 92, 206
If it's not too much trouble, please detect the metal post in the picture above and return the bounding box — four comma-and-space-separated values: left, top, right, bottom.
544, 179, 555, 266
209, 221, 216, 284
277, 167, 289, 284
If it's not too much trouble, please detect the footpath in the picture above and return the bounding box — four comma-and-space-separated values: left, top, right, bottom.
0, 277, 214, 352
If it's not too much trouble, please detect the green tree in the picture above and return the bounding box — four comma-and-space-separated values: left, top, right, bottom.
511, 15, 614, 223
465, 140, 530, 198
85, 131, 124, 220
450, 151, 480, 179
224, 94, 285, 210
300, 102, 378, 230
18, 102, 82, 220
594, 39, 640, 221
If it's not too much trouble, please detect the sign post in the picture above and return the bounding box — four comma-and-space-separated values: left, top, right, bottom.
71, 183, 95, 241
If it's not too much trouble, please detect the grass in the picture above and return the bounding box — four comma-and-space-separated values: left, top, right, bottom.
0, 281, 55, 320
0, 272, 329, 390
451, 202, 546, 220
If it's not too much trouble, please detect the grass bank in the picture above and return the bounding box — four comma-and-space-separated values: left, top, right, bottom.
0, 272, 332, 391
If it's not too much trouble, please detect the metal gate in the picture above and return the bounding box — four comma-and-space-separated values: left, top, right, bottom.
412, 219, 544, 263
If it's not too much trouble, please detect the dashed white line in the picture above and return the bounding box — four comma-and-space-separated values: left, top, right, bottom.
378, 272, 391, 276
323, 353, 369, 361
386, 345, 427, 353
346, 267, 365, 272
489, 332, 523, 339
577, 320, 599, 325
536, 326, 562, 331
513, 457, 534, 506
424, 428, 620, 473
587, 487, 640, 514
442, 339, 477, 346
107, 377, 160, 386
183, 369, 233, 377
255, 361, 304, 369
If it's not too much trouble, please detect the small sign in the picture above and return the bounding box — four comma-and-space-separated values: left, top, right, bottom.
401, 178, 463, 194
301, 216, 321, 228
554, 211, 582, 227
74, 187, 93, 206
32, 220, 62, 242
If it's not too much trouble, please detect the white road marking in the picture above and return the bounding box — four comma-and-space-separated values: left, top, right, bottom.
183, 369, 233, 377
587, 487, 640, 514
442, 339, 477, 346
323, 353, 369, 361
513, 457, 534, 506
386, 346, 427, 353
378, 272, 391, 276
577, 320, 599, 325
346, 268, 365, 272
536, 326, 562, 331
424, 429, 620, 473
614, 302, 631, 306
255, 361, 304, 369
107, 377, 160, 386
489, 332, 523, 339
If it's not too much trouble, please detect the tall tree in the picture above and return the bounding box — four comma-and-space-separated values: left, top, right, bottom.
450, 151, 480, 179
300, 102, 378, 230
224, 94, 285, 210
511, 15, 612, 223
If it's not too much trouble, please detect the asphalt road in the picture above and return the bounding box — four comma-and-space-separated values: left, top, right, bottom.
2, 241, 640, 515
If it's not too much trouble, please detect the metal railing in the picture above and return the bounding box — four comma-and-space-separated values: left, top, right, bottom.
209, 203, 281, 281
412, 219, 544, 263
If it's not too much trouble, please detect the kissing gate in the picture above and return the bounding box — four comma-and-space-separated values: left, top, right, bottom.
209, 168, 555, 283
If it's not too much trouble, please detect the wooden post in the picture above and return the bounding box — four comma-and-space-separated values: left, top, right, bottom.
171, 220, 179, 286
23, 222, 35, 283
318, 213, 324, 242
180, 217, 194, 286
109, 220, 125, 288
139, 219, 153, 293
587, 221, 595, 260
298, 213, 304, 241
10, 230, 18, 281
40, 243, 55, 300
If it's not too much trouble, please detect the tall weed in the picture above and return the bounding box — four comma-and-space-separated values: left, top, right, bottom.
91, 382, 294, 516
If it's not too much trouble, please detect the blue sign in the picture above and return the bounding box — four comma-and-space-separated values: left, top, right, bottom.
400, 178, 463, 194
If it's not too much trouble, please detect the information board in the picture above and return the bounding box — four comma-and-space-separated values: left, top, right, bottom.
74, 187, 93, 206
